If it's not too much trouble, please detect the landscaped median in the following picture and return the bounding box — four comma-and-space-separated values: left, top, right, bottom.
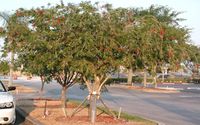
110, 84, 180, 93
13, 84, 157, 125
126, 85, 180, 93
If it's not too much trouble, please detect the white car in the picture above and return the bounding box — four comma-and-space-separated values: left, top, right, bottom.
0, 81, 16, 125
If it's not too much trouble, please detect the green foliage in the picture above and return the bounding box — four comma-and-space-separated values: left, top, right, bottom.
105, 77, 145, 85
186, 44, 200, 63
1, 2, 192, 88
105, 76, 189, 84
159, 77, 189, 83
105, 78, 127, 85
0, 61, 9, 75
191, 78, 200, 84
73, 2, 125, 78
124, 5, 190, 79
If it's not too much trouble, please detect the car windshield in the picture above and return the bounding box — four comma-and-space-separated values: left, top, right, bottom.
0, 82, 6, 92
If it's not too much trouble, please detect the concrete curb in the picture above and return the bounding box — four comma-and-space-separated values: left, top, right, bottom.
135, 115, 165, 125
157, 87, 183, 91
150, 119, 165, 125
16, 107, 43, 125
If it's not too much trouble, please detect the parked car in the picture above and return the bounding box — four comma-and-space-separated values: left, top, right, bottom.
0, 81, 16, 125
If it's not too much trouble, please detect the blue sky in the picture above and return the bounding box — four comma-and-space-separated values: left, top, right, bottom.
0, 0, 199, 45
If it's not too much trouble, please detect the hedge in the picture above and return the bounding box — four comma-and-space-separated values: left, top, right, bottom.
105, 76, 190, 84
190, 78, 200, 84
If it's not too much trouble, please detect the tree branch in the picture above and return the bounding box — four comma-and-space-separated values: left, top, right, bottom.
66, 72, 78, 88
55, 75, 64, 87
83, 76, 92, 93
98, 76, 109, 93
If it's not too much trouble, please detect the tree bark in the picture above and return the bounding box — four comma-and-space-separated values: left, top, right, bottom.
161, 68, 164, 83
127, 68, 133, 86
61, 86, 67, 117
153, 65, 157, 88
9, 51, 14, 86
89, 76, 99, 123
143, 69, 147, 87
86, 75, 108, 123
90, 93, 97, 124
40, 75, 45, 92
88, 95, 91, 120
153, 76, 157, 88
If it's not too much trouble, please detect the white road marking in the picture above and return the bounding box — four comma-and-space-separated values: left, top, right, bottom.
179, 95, 200, 98
187, 87, 200, 90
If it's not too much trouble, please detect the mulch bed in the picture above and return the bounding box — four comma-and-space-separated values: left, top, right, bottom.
56, 116, 126, 124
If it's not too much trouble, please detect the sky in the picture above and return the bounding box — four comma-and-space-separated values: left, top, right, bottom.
0, 0, 200, 45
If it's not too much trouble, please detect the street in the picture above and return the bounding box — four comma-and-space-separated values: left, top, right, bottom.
13, 78, 200, 125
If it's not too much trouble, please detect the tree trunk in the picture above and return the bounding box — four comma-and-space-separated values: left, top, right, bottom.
89, 76, 99, 124
90, 93, 97, 124
153, 65, 157, 88
161, 68, 164, 83
88, 95, 91, 120
127, 68, 133, 86
153, 76, 157, 88
86, 75, 108, 124
9, 51, 14, 86
61, 86, 67, 117
143, 69, 147, 87
40, 76, 45, 92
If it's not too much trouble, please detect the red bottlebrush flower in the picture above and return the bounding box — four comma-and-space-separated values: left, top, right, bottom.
135, 48, 140, 55
37, 9, 44, 15
32, 23, 36, 27
57, 18, 61, 25
118, 47, 125, 52
170, 36, 175, 40
99, 46, 104, 51
0, 27, 4, 32
176, 63, 180, 69
160, 29, 164, 35
150, 28, 157, 33
159, 29, 164, 39
16, 10, 23, 17
62, 16, 65, 21
167, 49, 173, 58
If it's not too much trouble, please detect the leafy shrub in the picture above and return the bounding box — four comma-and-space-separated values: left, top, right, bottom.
105, 76, 190, 84
105, 78, 127, 85
190, 78, 200, 84
157, 77, 189, 83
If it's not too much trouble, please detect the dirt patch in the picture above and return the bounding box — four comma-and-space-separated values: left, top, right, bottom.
15, 85, 38, 93
55, 116, 126, 125
15, 85, 156, 125
17, 99, 155, 125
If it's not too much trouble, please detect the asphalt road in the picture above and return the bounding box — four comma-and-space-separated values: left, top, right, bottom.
12, 78, 200, 125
